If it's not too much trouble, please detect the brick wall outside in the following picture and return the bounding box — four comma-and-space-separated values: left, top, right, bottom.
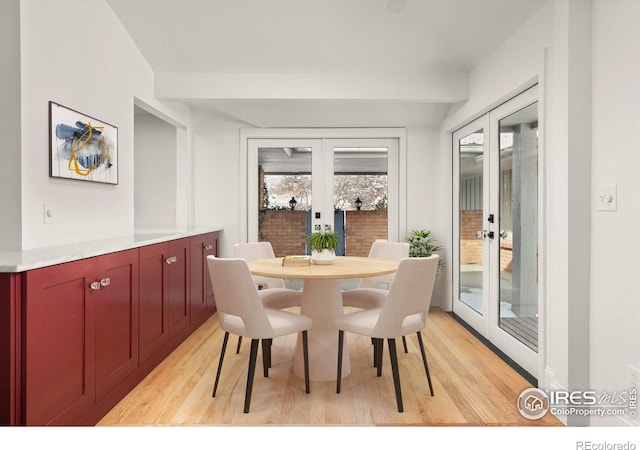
460, 210, 483, 265
345, 210, 388, 256
258, 209, 389, 257
259, 210, 307, 257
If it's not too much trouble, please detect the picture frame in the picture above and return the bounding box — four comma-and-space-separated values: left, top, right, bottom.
49, 101, 118, 185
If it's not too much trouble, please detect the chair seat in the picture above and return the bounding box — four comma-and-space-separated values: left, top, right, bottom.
259, 288, 302, 310
334, 307, 424, 339
220, 307, 312, 339
341, 287, 388, 309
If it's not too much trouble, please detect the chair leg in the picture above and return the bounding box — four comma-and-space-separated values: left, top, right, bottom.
373, 337, 378, 368
302, 330, 310, 394
212, 331, 230, 397
416, 331, 434, 396
267, 338, 272, 368
336, 330, 344, 393
243, 339, 260, 413
261, 339, 269, 378
388, 338, 404, 413
236, 336, 242, 354
376, 338, 383, 377
402, 335, 408, 353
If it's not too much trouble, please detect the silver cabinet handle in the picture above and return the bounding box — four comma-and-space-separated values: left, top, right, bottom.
100, 277, 111, 287
89, 281, 101, 291
204, 244, 214, 251
165, 256, 177, 265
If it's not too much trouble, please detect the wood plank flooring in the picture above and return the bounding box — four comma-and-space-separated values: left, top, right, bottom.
97, 307, 562, 426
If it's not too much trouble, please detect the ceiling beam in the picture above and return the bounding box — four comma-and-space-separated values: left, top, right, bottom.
155, 71, 469, 103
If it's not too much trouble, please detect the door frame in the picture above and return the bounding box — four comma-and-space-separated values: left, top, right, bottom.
240, 128, 407, 243
451, 85, 544, 379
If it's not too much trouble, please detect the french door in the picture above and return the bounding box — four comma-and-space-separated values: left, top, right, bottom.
452, 86, 540, 377
247, 137, 399, 251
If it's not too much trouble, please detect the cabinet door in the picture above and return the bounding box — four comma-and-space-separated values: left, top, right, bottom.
167, 239, 189, 337
189, 232, 218, 321
94, 249, 139, 401
24, 259, 96, 425
138, 243, 169, 364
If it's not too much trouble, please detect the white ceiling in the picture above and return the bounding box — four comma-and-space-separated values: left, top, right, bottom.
108, 0, 548, 127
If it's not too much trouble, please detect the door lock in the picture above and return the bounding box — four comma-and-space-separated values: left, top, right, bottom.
487, 231, 495, 239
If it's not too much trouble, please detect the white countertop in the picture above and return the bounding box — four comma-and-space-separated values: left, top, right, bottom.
0, 226, 223, 272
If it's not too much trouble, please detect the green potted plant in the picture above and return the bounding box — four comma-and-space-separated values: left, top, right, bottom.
407, 229, 442, 269
307, 230, 340, 264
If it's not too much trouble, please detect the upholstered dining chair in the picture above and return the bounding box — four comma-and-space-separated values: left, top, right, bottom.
206, 256, 311, 413
341, 241, 411, 355
233, 242, 303, 353
335, 255, 439, 413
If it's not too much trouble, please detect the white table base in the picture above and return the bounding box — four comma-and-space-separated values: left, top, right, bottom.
292, 278, 350, 381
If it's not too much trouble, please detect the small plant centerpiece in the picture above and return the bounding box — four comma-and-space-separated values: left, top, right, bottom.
407, 229, 442, 270
307, 230, 340, 265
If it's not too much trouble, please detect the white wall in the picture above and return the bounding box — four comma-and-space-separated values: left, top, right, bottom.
589, 0, 640, 426
134, 111, 178, 230
18, 0, 189, 249
405, 127, 450, 308
0, 0, 22, 251
191, 106, 248, 258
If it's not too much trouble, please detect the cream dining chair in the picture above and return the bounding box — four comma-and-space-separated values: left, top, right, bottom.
207, 256, 311, 413
335, 255, 439, 413
233, 242, 303, 354
341, 241, 411, 356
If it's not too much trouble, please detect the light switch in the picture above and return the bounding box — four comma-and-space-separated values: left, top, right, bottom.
596, 184, 617, 211
44, 204, 55, 224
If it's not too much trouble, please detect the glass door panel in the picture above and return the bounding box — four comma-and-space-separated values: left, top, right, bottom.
459, 130, 485, 314
497, 102, 538, 352
247, 139, 322, 255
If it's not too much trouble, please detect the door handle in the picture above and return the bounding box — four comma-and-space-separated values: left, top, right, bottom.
499, 230, 509, 239
475, 230, 495, 239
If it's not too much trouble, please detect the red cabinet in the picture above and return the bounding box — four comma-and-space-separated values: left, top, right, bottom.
138, 238, 190, 365
190, 232, 218, 322
1, 231, 219, 426
23, 249, 138, 425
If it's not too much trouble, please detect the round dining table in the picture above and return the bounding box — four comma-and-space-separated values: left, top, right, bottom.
247, 256, 398, 381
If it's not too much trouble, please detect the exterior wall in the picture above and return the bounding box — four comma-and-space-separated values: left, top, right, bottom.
259, 210, 307, 257
257, 210, 388, 257
459, 210, 483, 265
345, 210, 388, 256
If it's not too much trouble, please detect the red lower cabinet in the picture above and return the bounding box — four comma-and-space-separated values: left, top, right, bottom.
190, 233, 218, 322
4, 231, 217, 426
138, 238, 190, 365
23, 249, 138, 425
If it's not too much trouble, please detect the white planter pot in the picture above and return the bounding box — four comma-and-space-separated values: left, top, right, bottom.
311, 249, 336, 265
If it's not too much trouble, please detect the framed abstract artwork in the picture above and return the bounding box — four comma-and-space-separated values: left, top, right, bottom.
49, 101, 118, 184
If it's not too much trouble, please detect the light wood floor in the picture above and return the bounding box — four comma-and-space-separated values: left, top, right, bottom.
98, 307, 563, 426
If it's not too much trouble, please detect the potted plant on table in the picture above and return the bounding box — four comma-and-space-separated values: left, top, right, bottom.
307, 230, 340, 265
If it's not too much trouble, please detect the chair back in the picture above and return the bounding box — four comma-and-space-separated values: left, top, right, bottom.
359, 241, 409, 289
206, 256, 274, 337
233, 242, 285, 289
373, 255, 439, 336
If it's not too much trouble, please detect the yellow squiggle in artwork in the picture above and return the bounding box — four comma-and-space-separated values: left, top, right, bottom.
67, 121, 111, 177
